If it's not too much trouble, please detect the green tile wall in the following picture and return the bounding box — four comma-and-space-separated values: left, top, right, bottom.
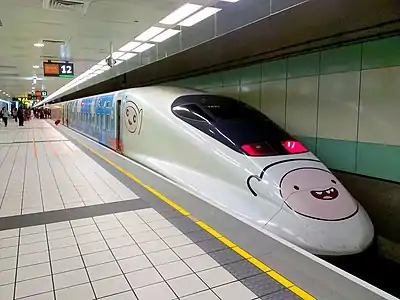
165, 35, 400, 183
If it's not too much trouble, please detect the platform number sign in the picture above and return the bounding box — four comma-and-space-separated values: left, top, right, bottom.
43, 62, 74, 78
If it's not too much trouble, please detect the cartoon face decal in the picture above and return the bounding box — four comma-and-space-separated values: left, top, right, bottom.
247, 159, 358, 221
124, 100, 143, 134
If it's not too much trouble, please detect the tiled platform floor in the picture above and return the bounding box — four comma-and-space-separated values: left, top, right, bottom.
0, 121, 138, 217
0, 208, 282, 300
0, 120, 301, 300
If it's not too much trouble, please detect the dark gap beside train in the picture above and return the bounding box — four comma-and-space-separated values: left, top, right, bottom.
322, 242, 400, 298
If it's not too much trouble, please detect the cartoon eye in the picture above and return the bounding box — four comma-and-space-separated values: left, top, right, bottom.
294, 185, 299, 190
331, 180, 337, 184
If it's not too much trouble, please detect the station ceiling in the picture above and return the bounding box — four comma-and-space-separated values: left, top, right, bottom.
0, 0, 216, 98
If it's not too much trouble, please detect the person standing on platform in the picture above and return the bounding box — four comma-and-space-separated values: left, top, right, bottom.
12, 108, 17, 122
17, 107, 24, 126
1, 107, 7, 127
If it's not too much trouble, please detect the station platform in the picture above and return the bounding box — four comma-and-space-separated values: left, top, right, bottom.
0, 119, 395, 300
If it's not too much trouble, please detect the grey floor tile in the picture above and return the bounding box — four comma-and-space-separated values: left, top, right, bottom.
196, 238, 228, 254
76, 231, 104, 244
213, 281, 256, 300
180, 290, 220, 300
134, 281, 176, 300
168, 217, 201, 233
50, 245, 80, 261
99, 290, 138, 299
79, 240, 109, 255
70, 218, 95, 227
154, 227, 182, 239
20, 232, 47, 245
20, 225, 45, 236
0, 268, 15, 285
0, 228, 19, 239
97, 221, 123, 231
259, 289, 301, 300
52, 256, 84, 274
185, 230, 214, 243
46, 228, 73, 240
208, 248, 244, 266
83, 250, 115, 267
46, 221, 71, 232
111, 245, 143, 260
147, 219, 172, 230
21, 291, 55, 299
130, 231, 160, 243
0, 236, 18, 248
0, 283, 14, 299
72, 224, 99, 236
156, 260, 193, 280
18, 252, 48, 268
139, 239, 168, 254
107, 236, 135, 249
124, 223, 152, 235
87, 261, 122, 281
184, 254, 219, 272
147, 249, 180, 266
223, 260, 262, 280
0, 245, 17, 259
167, 273, 208, 298
101, 228, 129, 240
94, 215, 118, 224
119, 255, 152, 273
174, 244, 205, 260
55, 282, 94, 300
53, 268, 89, 290
126, 267, 163, 289
19, 241, 48, 256
163, 234, 192, 248
17, 262, 51, 281
15, 275, 53, 299
48, 236, 76, 249
241, 273, 285, 297
198, 266, 236, 288
92, 275, 131, 298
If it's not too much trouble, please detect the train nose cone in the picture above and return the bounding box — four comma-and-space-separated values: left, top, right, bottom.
280, 168, 358, 221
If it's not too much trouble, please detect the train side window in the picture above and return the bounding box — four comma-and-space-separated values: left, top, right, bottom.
105, 115, 110, 131
172, 104, 211, 122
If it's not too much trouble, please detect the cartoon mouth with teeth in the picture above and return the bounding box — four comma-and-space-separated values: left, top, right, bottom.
310, 187, 339, 200
280, 167, 358, 221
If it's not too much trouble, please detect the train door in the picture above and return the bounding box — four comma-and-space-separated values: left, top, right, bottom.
116, 99, 122, 153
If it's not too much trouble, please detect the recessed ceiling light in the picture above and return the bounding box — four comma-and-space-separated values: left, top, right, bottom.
160, 3, 202, 25
119, 42, 141, 52
133, 43, 155, 53
119, 53, 137, 61
34, 43, 44, 47
33, 65, 39, 69
179, 7, 221, 27
151, 29, 180, 43
135, 27, 165, 42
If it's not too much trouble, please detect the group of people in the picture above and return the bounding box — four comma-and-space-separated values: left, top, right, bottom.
0, 106, 52, 128
33, 107, 51, 119
0, 107, 25, 127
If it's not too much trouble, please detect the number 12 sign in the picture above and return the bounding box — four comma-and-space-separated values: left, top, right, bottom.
43, 62, 74, 78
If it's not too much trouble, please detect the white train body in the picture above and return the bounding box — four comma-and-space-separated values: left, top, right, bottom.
52, 86, 374, 255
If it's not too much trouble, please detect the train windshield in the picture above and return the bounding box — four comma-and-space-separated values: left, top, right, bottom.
172, 94, 308, 156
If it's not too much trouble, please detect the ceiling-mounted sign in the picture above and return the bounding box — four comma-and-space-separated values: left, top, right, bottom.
43, 62, 74, 78
41, 91, 47, 98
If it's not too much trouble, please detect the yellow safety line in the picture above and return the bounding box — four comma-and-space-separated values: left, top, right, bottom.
68, 133, 316, 300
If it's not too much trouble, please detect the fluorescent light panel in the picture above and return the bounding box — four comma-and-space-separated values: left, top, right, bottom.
160, 3, 202, 25
179, 7, 221, 26
119, 41, 141, 52
119, 53, 137, 60
111, 52, 124, 59
151, 29, 180, 42
220, 0, 240, 2
134, 43, 155, 53
135, 27, 165, 42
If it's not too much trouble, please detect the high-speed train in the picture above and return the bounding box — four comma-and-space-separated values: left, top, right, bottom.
49, 86, 374, 255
